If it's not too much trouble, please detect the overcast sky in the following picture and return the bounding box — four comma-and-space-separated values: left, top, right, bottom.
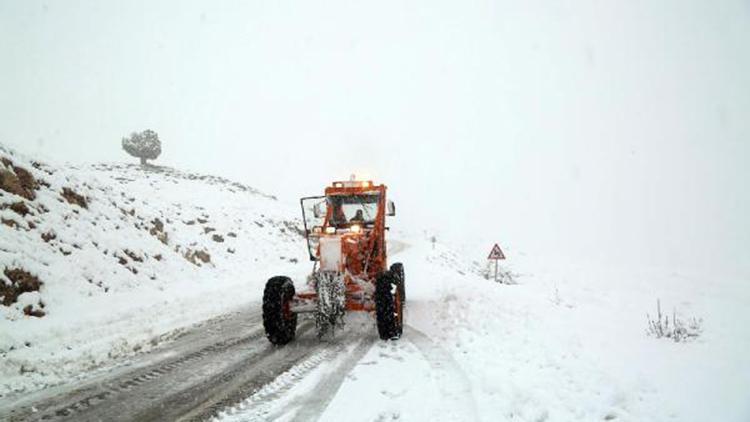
1, 0, 748, 272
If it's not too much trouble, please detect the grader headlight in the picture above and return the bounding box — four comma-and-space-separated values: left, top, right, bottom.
350, 224, 362, 234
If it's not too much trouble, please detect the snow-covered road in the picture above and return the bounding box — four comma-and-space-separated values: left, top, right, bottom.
1, 304, 477, 422
0, 307, 371, 421
214, 319, 480, 422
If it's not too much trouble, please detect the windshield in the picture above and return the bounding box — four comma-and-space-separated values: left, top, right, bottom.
328, 194, 380, 227
299, 194, 381, 260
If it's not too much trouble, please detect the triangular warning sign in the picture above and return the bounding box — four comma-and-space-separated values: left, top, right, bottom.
487, 243, 505, 260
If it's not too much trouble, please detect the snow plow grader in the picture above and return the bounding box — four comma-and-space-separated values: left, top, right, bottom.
263, 178, 405, 344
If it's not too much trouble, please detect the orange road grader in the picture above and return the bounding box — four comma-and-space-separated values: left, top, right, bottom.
263, 178, 405, 344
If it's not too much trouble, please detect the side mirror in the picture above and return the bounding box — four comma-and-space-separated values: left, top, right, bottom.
313, 201, 327, 218
386, 200, 396, 216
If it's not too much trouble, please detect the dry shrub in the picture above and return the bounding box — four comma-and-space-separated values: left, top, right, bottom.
647, 299, 703, 342
13, 166, 39, 193
0, 169, 34, 200
0, 157, 39, 200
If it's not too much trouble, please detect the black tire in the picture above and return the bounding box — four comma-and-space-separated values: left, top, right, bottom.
263, 276, 297, 345
391, 262, 405, 303
375, 271, 403, 340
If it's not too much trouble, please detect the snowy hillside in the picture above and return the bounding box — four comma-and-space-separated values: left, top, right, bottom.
0, 145, 308, 396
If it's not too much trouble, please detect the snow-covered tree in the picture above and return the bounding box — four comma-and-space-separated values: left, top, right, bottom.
122, 130, 162, 166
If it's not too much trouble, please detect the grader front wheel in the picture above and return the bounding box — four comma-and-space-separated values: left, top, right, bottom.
263, 276, 298, 345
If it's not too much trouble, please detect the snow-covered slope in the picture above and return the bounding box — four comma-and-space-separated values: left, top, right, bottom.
0, 145, 308, 396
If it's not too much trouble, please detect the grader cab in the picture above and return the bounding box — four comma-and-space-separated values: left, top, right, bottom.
262, 178, 405, 344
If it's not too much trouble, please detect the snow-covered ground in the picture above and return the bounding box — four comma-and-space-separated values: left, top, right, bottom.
2, 146, 748, 421
213, 236, 749, 421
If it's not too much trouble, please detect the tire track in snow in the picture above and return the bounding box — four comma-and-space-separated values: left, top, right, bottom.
214, 320, 377, 422
286, 334, 376, 422
1, 308, 269, 422
150, 322, 317, 422
404, 325, 480, 421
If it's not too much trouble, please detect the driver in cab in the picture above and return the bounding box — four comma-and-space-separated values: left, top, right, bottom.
349, 209, 365, 223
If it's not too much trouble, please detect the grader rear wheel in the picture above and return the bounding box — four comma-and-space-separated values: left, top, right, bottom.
391, 262, 405, 304
375, 270, 403, 340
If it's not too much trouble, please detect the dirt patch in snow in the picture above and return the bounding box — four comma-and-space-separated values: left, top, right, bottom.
123, 249, 144, 263
7, 201, 31, 217
149, 218, 168, 244
282, 220, 305, 237
2, 217, 20, 229
1, 268, 42, 307
184, 249, 211, 266
61, 187, 88, 209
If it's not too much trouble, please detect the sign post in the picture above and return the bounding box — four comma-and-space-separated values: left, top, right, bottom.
487, 243, 506, 283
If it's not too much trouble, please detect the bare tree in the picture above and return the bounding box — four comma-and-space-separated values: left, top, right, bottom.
122, 130, 161, 166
